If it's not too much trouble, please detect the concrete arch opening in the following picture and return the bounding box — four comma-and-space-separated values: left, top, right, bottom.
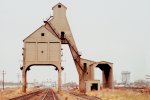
26, 64, 58, 72
96, 64, 113, 88
22, 64, 61, 93
27, 65, 58, 88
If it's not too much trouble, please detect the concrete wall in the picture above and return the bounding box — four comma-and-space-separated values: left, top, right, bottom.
50, 3, 78, 51
24, 25, 61, 68
80, 58, 95, 80
22, 25, 62, 93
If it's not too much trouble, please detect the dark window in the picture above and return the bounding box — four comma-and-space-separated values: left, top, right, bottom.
91, 83, 98, 91
41, 51, 44, 53
84, 63, 87, 67
83, 63, 87, 71
41, 33, 45, 36
58, 5, 61, 8
61, 31, 65, 39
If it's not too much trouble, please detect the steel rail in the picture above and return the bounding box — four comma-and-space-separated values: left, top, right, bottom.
41, 89, 57, 100
51, 90, 57, 100
41, 89, 49, 100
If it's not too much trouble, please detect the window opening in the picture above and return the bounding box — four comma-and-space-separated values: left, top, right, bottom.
61, 31, 65, 39
83, 63, 87, 71
58, 5, 61, 8
41, 33, 45, 36
91, 83, 98, 91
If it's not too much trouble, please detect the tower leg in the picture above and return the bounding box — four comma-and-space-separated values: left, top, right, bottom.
102, 68, 113, 88
22, 69, 26, 93
58, 68, 62, 93
108, 68, 113, 88
79, 73, 86, 93
102, 71, 107, 88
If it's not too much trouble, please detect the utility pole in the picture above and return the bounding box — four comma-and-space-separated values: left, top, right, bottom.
2, 70, 6, 91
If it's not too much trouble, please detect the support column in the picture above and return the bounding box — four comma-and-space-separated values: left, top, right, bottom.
58, 68, 62, 93
22, 69, 26, 93
102, 71, 106, 88
79, 76, 85, 92
79, 72, 87, 93
102, 68, 113, 89
108, 68, 113, 88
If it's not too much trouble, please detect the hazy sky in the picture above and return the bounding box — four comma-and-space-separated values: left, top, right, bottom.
0, 0, 150, 84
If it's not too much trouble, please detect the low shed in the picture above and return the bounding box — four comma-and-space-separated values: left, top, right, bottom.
85, 80, 100, 92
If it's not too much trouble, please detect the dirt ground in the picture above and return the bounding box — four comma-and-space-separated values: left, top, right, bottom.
0, 87, 39, 100
1, 87, 150, 100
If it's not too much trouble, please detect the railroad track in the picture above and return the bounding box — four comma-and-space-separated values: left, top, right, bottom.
10, 88, 59, 100
41, 89, 59, 100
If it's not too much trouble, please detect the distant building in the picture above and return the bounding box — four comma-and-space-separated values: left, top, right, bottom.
121, 71, 130, 85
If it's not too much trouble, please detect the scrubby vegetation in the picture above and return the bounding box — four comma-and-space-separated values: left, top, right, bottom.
87, 88, 150, 100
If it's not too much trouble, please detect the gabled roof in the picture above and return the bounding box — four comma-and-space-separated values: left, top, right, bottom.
23, 25, 43, 42
23, 24, 60, 42
52, 2, 67, 10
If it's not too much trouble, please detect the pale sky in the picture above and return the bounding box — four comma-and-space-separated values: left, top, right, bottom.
0, 0, 150, 84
